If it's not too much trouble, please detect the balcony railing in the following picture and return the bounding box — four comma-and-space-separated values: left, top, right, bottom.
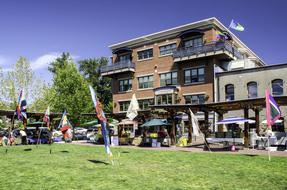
173, 41, 243, 60
100, 60, 135, 74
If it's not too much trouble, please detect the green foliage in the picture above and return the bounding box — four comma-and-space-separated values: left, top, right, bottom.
50, 53, 93, 125
78, 57, 112, 113
48, 52, 71, 74
0, 145, 287, 189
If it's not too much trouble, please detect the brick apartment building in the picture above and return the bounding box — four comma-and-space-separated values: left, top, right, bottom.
100, 17, 265, 122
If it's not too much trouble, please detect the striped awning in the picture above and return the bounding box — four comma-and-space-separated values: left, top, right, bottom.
216, 116, 255, 125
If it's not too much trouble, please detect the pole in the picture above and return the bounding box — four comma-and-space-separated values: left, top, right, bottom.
268, 136, 271, 161
36, 122, 44, 148
6, 114, 16, 154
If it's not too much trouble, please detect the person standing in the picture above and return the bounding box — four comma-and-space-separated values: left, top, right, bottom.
20, 129, 27, 145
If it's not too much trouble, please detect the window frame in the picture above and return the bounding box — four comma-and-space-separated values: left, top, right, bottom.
160, 71, 178, 86
159, 43, 177, 56
247, 81, 258, 98
272, 79, 283, 96
137, 48, 153, 60
138, 75, 154, 89
119, 78, 132, 92
184, 67, 205, 84
184, 94, 205, 105
225, 84, 235, 101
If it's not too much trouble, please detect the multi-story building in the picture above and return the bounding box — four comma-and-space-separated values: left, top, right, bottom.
100, 17, 265, 122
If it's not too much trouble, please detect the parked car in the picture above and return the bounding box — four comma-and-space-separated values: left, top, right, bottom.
26, 127, 50, 144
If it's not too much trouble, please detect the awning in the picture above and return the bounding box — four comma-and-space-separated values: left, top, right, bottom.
261, 120, 283, 124
216, 116, 255, 125
140, 119, 171, 127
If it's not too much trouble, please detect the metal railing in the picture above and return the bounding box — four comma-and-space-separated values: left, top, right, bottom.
173, 41, 243, 59
100, 60, 135, 73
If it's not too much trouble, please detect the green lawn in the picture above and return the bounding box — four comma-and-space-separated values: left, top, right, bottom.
0, 144, 286, 190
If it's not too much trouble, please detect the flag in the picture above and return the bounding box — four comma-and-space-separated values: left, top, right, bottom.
229, 19, 244, 31
89, 85, 112, 156
58, 110, 70, 129
126, 94, 139, 120
43, 106, 51, 130
265, 89, 281, 127
15, 89, 27, 121
216, 31, 227, 41
189, 109, 200, 136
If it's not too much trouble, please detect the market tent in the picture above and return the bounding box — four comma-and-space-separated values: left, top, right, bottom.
261, 119, 283, 124
80, 120, 98, 127
140, 119, 171, 127
216, 116, 255, 125
27, 121, 44, 127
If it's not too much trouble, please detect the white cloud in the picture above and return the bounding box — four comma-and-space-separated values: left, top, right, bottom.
0, 55, 9, 66
31, 52, 80, 71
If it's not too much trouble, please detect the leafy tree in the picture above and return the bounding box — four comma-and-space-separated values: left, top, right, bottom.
49, 53, 93, 125
78, 57, 112, 113
48, 52, 71, 74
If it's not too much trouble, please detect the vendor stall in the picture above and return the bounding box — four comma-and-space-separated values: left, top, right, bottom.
140, 119, 171, 147
118, 119, 138, 145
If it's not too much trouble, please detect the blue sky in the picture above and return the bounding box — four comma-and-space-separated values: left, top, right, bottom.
0, 0, 286, 82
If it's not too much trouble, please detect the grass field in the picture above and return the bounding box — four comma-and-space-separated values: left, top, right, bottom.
0, 144, 286, 190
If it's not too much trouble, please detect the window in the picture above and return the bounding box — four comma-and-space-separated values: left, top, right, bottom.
119, 79, 132, 92
184, 94, 205, 104
184, 37, 203, 48
138, 49, 153, 60
272, 79, 283, 96
184, 67, 205, 84
159, 43, 177, 56
119, 54, 130, 62
225, 84, 234, 101
247, 82, 258, 98
160, 72, 177, 86
138, 75, 153, 89
119, 101, 130, 112
138, 99, 154, 110
156, 94, 173, 105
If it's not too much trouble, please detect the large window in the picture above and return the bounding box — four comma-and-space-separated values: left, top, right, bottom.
138, 99, 154, 110
119, 54, 130, 62
138, 49, 153, 60
119, 101, 130, 112
159, 43, 177, 56
138, 75, 153, 89
184, 94, 205, 104
184, 67, 205, 84
247, 82, 257, 98
160, 72, 177, 86
156, 94, 173, 105
184, 37, 203, 48
225, 84, 234, 101
272, 79, 283, 96
119, 79, 132, 92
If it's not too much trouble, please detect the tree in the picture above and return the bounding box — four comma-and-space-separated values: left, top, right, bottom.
78, 57, 112, 113
0, 57, 48, 111
50, 53, 93, 125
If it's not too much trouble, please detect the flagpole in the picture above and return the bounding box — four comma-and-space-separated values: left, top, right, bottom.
36, 122, 44, 148
6, 114, 15, 154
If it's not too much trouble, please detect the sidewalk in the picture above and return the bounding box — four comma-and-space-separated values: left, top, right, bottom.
70, 140, 287, 157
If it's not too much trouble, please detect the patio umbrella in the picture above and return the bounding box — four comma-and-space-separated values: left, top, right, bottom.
140, 119, 171, 127
216, 116, 255, 125
261, 119, 283, 124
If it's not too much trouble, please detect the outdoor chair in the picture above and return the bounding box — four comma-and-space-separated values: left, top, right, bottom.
276, 136, 287, 151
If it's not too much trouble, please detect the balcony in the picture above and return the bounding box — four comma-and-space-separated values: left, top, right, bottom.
100, 60, 135, 76
173, 41, 243, 62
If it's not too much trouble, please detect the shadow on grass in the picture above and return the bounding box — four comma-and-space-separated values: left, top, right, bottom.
243, 154, 258, 157
24, 148, 32, 151
88, 160, 109, 165
121, 151, 130, 154
60, 150, 69, 153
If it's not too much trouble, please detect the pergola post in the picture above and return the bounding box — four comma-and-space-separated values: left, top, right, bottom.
217, 112, 223, 132
170, 111, 176, 146
244, 108, 249, 148
187, 111, 192, 144
255, 108, 260, 135
204, 111, 209, 136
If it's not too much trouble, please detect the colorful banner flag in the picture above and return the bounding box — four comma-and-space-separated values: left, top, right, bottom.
265, 89, 281, 127
15, 89, 27, 121
89, 85, 112, 156
43, 106, 51, 130
229, 19, 245, 31
126, 94, 139, 120
216, 30, 227, 41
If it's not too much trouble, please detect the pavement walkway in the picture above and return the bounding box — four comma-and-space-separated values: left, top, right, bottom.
70, 140, 287, 157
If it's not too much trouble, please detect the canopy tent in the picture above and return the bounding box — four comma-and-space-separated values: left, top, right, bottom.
118, 119, 138, 126
261, 119, 283, 124
216, 116, 255, 125
140, 119, 171, 127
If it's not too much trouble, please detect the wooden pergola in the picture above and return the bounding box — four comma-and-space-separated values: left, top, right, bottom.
151, 96, 287, 147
